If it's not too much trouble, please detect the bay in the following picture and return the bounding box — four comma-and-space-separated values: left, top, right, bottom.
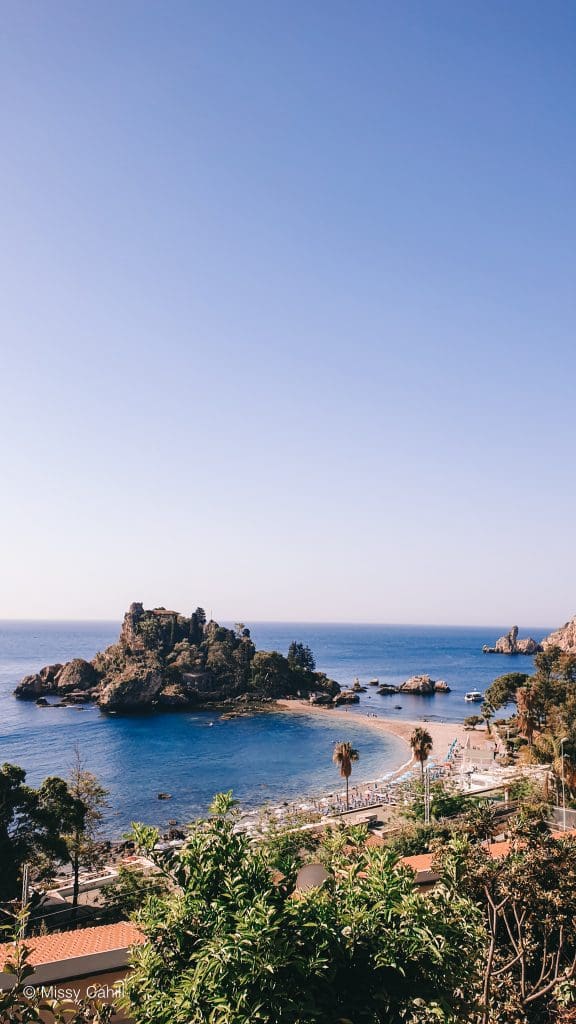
0, 620, 548, 832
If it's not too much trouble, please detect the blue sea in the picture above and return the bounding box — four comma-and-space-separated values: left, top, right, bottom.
0, 620, 547, 834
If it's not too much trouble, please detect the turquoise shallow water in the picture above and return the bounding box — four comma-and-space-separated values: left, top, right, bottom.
0, 620, 547, 832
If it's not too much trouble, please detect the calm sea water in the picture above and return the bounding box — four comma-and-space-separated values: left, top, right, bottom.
0, 620, 547, 833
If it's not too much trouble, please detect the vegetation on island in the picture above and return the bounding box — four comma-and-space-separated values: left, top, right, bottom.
14, 603, 339, 710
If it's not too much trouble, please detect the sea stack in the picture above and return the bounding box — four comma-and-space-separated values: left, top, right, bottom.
482, 626, 542, 655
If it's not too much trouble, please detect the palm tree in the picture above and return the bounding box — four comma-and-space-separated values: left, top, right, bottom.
410, 727, 433, 781
532, 731, 572, 803
516, 685, 539, 746
481, 702, 494, 735
332, 741, 359, 809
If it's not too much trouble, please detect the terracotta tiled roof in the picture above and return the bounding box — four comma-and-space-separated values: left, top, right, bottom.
550, 828, 576, 840
401, 841, 516, 874
401, 853, 436, 873
481, 835, 576, 858
0, 922, 144, 970
365, 834, 385, 848
486, 841, 512, 858
343, 835, 385, 857
400, 832, 576, 875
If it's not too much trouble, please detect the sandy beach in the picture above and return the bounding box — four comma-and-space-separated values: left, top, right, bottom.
276, 699, 477, 769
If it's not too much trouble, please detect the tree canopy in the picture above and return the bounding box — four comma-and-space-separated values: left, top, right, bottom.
0, 763, 85, 901
484, 672, 530, 711
123, 800, 484, 1023
332, 741, 359, 808
64, 750, 109, 907
287, 641, 316, 673
438, 828, 576, 1023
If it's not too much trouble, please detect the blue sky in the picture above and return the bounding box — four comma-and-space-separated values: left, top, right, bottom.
0, 1, 574, 624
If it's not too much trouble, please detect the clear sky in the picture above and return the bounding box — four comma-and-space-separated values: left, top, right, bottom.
0, 1, 575, 625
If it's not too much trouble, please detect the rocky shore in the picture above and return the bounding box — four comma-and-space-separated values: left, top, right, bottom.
542, 614, 576, 654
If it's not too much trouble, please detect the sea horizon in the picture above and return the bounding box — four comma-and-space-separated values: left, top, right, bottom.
0, 616, 557, 631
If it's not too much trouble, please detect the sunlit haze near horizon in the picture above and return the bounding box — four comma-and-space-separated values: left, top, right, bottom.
1, 1, 575, 626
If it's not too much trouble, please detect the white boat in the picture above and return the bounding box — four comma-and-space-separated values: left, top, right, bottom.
464, 690, 483, 702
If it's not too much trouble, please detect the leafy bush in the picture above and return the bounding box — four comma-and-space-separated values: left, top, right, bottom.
122, 796, 484, 1023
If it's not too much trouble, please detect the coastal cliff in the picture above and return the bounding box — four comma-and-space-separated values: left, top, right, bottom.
542, 615, 576, 654
482, 625, 542, 655
14, 603, 340, 711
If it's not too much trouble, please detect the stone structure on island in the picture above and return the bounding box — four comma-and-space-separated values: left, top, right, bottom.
376, 674, 450, 696
14, 603, 340, 711
541, 615, 576, 655
482, 625, 542, 656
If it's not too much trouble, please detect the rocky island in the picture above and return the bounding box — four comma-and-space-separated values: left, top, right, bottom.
482, 625, 542, 656
14, 603, 340, 711
377, 674, 451, 696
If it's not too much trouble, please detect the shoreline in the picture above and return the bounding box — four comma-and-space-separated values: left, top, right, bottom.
109, 704, 472, 838
230, 703, 482, 832
6, 697, 483, 842
115, 703, 477, 836
275, 698, 473, 769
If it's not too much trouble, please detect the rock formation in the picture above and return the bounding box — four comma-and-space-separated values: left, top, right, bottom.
309, 692, 333, 706
434, 679, 451, 692
542, 615, 576, 654
16, 659, 98, 700
376, 675, 451, 695
482, 626, 542, 655
399, 674, 436, 694
333, 690, 360, 705
399, 674, 451, 694
14, 603, 340, 711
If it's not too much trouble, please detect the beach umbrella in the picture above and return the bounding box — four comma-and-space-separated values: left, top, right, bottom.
295, 863, 331, 893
